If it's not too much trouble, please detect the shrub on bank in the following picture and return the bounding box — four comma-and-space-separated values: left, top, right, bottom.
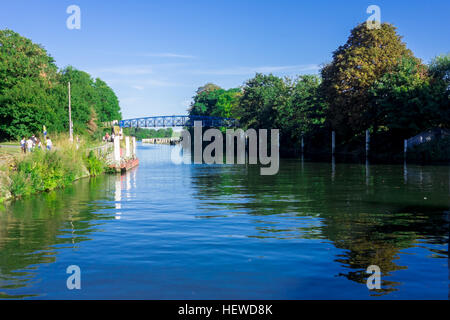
84, 150, 106, 176
9, 137, 107, 197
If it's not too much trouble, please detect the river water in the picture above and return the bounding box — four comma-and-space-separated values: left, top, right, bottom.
0, 144, 449, 299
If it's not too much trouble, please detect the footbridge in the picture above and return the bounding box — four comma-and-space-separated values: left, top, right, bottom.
118, 115, 239, 128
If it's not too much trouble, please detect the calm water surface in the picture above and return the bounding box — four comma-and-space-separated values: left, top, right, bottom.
0, 144, 449, 299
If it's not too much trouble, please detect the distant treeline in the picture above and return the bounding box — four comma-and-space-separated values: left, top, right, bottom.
188, 23, 449, 160
123, 127, 173, 140
0, 29, 122, 141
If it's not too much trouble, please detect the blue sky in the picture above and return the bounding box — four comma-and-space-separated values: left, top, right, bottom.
0, 0, 449, 119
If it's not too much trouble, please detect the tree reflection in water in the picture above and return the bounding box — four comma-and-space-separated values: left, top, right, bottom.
0, 175, 118, 298
189, 160, 449, 296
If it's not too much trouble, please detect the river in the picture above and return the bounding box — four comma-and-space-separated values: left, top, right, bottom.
0, 143, 449, 299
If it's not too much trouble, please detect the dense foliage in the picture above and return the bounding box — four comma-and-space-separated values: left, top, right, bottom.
188, 22, 449, 160
321, 23, 417, 139
123, 127, 173, 140
188, 83, 241, 119
0, 29, 122, 141
8, 135, 108, 197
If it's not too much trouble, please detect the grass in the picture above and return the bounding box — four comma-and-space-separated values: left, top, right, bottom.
5, 133, 109, 198
0, 147, 21, 156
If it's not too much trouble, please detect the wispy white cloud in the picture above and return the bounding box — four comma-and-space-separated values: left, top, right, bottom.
104, 77, 187, 88
138, 53, 196, 59
90, 62, 190, 76
92, 65, 154, 76
139, 79, 183, 87
101, 51, 196, 59
193, 64, 320, 76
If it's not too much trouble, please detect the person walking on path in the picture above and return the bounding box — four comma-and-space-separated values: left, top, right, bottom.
20, 137, 26, 153
26, 137, 33, 153
46, 137, 53, 150
31, 134, 37, 147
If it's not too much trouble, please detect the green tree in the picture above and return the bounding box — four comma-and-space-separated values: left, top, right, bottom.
0, 29, 59, 92
0, 29, 61, 139
321, 22, 418, 139
238, 73, 291, 130
429, 54, 450, 86
0, 78, 64, 139
428, 54, 450, 110
188, 83, 241, 119
124, 127, 173, 140
60, 67, 122, 134
60, 67, 96, 133
369, 56, 450, 150
93, 78, 122, 122
287, 75, 328, 143
0, 29, 122, 140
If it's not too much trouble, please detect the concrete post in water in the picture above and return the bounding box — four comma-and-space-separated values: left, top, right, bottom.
114, 136, 121, 166
365, 130, 370, 158
301, 137, 304, 154
331, 131, 335, 155
125, 136, 130, 158
132, 137, 136, 158
404, 139, 408, 158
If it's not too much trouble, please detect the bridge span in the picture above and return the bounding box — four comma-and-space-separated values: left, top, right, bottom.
118, 115, 239, 128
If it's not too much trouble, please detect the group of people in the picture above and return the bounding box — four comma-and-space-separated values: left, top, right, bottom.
102, 132, 116, 142
20, 135, 52, 153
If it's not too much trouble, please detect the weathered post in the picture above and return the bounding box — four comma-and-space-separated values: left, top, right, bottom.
301, 136, 304, 154
404, 139, 408, 158
365, 130, 370, 158
125, 136, 130, 158
132, 137, 136, 158
331, 131, 335, 155
114, 136, 121, 167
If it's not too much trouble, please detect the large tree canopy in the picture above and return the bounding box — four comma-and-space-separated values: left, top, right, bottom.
188, 83, 241, 119
238, 73, 290, 130
369, 57, 437, 137
321, 22, 418, 139
0, 29, 122, 140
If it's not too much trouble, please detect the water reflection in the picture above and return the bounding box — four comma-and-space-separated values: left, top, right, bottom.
0, 144, 448, 299
0, 175, 118, 298
189, 160, 449, 296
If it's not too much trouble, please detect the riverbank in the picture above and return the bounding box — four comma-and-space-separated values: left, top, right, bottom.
0, 137, 110, 203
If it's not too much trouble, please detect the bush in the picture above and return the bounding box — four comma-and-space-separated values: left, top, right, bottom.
8, 136, 107, 197
407, 136, 450, 162
84, 150, 106, 176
